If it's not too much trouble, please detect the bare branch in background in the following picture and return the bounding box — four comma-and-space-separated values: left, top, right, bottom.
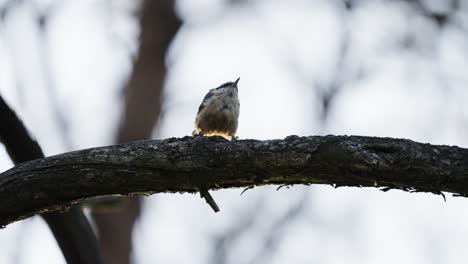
318, 1, 354, 123
1, 135, 467, 227
90, 1, 182, 264
401, 0, 459, 27
0, 95, 102, 264
29, 0, 74, 150
343, 0, 354, 9
211, 197, 265, 264
250, 191, 308, 264
0, 0, 21, 21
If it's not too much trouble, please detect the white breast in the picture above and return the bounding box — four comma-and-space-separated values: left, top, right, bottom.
194, 87, 240, 139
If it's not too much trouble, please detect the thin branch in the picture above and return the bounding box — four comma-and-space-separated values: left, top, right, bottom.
318, 1, 353, 123
0, 135, 467, 227
30, 0, 75, 150
0, 0, 21, 22
401, 0, 459, 27
211, 197, 265, 264
249, 190, 309, 264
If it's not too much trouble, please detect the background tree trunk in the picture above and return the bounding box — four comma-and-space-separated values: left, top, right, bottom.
90, 1, 181, 264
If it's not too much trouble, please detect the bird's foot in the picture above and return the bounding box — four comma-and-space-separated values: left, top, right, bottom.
192, 131, 206, 137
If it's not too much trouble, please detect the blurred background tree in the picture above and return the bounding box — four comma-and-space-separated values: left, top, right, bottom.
90, 1, 180, 264
0, 0, 468, 263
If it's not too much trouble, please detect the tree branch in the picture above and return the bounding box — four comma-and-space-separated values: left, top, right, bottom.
0, 95, 102, 264
0, 135, 467, 227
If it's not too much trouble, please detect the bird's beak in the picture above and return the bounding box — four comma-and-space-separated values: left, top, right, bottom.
233, 77, 240, 87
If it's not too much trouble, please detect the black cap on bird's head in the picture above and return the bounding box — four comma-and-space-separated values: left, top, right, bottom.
216, 77, 240, 90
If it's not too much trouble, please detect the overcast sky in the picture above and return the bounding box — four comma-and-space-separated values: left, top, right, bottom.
1, 0, 468, 263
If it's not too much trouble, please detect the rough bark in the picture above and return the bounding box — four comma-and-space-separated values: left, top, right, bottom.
0, 135, 467, 227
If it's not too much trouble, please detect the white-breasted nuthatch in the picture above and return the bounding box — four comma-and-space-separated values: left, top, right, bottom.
192, 78, 240, 140
192, 78, 240, 213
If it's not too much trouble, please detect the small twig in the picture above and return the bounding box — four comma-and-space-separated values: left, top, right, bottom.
240, 186, 254, 196
381, 187, 392, 192
277, 184, 292, 191
200, 189, 220, 213
440, 192, 447, 202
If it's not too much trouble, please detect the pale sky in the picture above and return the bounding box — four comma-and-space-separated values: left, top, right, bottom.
0, 0, 468, 263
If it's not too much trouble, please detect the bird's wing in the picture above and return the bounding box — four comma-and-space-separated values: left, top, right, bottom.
197, 90, 215, 114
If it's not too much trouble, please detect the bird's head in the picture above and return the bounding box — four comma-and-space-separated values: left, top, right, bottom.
215, 77, 240, 92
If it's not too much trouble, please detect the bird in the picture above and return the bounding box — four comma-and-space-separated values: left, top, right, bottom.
192, 78, 240, 213
192, 78, 240, 140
